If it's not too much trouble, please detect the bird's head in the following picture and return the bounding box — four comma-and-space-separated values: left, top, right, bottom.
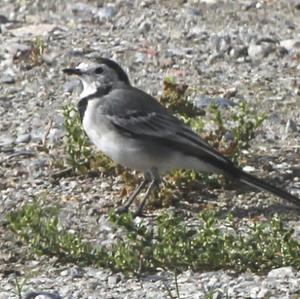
63, 57, 130, 98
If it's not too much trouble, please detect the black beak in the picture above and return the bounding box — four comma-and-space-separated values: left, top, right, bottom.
63, 68, 83, 76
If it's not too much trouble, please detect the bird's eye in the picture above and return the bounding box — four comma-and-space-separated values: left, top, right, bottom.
95, 67, 103, 74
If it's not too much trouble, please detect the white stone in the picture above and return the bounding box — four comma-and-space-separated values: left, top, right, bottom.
257, 287, 270, 298
268, 267, 296, 279
280, 39, 300, 52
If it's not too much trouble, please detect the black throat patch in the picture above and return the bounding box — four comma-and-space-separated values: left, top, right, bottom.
77, 97, 88, 123
77, 86, 112, 122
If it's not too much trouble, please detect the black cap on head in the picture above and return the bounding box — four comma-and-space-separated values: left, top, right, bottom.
96, 57, 130, 85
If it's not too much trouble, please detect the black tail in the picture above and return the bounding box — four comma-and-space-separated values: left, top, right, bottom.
238, 170, 300, 208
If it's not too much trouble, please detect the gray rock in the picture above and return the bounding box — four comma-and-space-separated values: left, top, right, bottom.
9, 24, 58, 37
257, 287, 270, 298
0, 73, 15, 84
138, 21, 151, 34
166, 47, 185, 57
7, 42, 31, 59
26, 159, 48, 178
280, 39, 300, 52
243, 1, 259, 10
215, 35, 232, 53
16, 133, 31, 144
268, 267, 296, 279
187, 27, 209, 40
229, 46, 248, 58
24, 291, 62, 299
135, 52, 147, 63
207, 53, 224, 64
47, 128, 64, 145
42, 52, 58, 65
198, 0, 218, 3
60, 266, 84, 278
72, 2, 96, 18
206, 276, 220, 289
248, 43, 275, 59
108, 274, 121, 286
0, 133, 15, 147
194, 96, 236, 109
285, 119, 297, 134
185, 7, 202, 17
0, 15, 9, 24
236, 285, 259, 298
96, 6, 117, 21
30, 129, 44, 144
289, 278, 300, 293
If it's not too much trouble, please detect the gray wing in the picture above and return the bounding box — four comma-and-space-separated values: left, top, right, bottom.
103, 87, 236, 172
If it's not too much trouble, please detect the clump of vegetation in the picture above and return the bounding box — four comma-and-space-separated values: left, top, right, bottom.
13, 36, 45, 69
11, 274, 29, 299
6, 200, 110, 267
160, 76, 205, 133
161, 76, 197, 117
29, 37, 45, 67
6, 201, 300, 276
231, 102, 266, 160
63, 105, 93, 172
111, 210, 299, 275
207, 102, 266, 163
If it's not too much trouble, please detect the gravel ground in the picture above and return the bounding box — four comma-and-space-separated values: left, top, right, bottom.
1, 0, 300, 298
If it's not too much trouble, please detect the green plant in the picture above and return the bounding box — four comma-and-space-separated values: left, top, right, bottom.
230, 101, 266, 160
63, 105, 93, 172
203, 289, 215, 299
160, 76, 204, 121
208, 102, 266, 162
7, 201, 300, 277
6, 200, 110, 267
30, 37, 45, 67
14, 36, 46, 69
10, 274, 28, 299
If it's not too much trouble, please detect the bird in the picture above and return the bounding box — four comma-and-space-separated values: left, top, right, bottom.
63, 57, 300, 216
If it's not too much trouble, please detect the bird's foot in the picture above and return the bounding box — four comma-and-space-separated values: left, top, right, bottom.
115, 205, 129, 214
132, 208, 145, 218
116, 205, 145, 218
132, 202, 147, 217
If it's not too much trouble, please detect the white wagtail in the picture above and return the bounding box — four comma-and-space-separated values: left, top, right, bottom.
63, 57, 300, 216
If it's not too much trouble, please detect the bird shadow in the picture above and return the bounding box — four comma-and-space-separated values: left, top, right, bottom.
216, 203, 299, 219
174, 188, 300, 220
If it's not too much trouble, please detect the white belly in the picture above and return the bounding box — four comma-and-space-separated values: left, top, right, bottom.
82, 108, 158, 170
85, 129, 160, 170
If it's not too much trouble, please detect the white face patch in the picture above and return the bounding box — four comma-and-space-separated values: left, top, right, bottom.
80, 80, 98, 99
73, 62, 98, 99
77, 62, 90, 70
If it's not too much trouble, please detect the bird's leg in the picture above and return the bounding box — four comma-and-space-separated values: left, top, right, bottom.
116, 178, 148, 213
133, 169, 161, 217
